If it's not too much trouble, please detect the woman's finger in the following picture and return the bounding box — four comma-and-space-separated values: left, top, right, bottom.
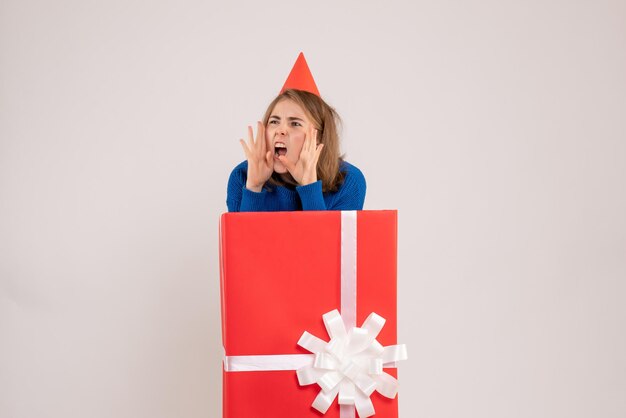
298, 129, 305, 152
278, 155, 297, 174
256, 121, 266, 152
314, 143, 324, 164
304, 132, 313, 154
265, 150, 273, 166
248, 125, 255, 148
240, 138, 250, 158
310, 128, 316, 150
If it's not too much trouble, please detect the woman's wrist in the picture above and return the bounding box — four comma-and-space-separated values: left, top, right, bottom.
300, 174, 317, 186
245, 180, 264, 193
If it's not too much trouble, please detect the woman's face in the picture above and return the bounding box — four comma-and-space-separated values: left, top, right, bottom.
265, 98, 314, 174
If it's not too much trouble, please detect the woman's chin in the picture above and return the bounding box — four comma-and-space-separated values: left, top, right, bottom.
273, 161, 287, 174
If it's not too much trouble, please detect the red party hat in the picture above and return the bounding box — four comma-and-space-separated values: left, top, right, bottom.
280, 52, 321, 97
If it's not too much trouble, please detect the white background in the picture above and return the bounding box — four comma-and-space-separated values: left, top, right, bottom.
1, 0, 625, 417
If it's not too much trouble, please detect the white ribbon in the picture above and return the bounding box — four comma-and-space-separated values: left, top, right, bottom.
223, 353, 314, 372
222, 210, 407, 418
341, 211, 358, 329
296, 309, 407, 418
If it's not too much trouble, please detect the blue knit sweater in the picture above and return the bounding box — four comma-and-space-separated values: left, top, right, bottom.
226, 160, 366, 212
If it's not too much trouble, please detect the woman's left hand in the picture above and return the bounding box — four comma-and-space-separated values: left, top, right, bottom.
278, 127, 324, 186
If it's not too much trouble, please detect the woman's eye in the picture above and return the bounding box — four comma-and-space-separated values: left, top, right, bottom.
269, 120, 279, 125
291, 121, 302, 127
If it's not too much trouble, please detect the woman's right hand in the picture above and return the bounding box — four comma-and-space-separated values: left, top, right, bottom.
239, 121, 273, 192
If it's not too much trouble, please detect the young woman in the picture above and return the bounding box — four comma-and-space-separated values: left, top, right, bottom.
226, 54, 366, 212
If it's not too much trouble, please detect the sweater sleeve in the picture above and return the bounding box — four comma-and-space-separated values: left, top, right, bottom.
327, 165, 367, 210
296, 180, 326, 211
226, 166, 243, 212
239, 188, 270, 212
227, 161, 271, 212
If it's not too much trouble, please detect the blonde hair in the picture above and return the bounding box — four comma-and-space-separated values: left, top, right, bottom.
262, 89, 345, 193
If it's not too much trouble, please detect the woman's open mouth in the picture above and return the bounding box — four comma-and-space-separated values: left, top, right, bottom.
274, 142, 287, 157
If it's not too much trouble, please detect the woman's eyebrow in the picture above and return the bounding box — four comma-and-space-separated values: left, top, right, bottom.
269, 115, 304, 121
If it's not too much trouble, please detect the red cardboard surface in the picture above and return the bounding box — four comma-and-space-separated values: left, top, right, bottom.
220, 210, 398, 417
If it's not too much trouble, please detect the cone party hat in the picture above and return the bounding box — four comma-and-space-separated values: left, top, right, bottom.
280, 52, 320, 97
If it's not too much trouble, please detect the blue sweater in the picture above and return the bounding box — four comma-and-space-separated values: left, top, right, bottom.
226, 160, 366, 212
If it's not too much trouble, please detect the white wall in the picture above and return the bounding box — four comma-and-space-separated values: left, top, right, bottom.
1, 0, 625, 417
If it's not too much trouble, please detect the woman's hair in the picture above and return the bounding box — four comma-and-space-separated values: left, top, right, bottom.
262, 89, 345, 193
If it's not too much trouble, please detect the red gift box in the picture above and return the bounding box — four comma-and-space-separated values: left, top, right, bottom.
219, 210, 399, 418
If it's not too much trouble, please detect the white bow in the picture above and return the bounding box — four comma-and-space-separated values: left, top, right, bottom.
296, 309, 408, 418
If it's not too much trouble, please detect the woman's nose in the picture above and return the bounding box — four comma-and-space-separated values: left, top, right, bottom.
277, 125, 287, 135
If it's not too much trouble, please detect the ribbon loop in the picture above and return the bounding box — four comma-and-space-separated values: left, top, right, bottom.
353, 373, 377, 396
382, 344, 408, 364
368, 358, 383, 375
315, 352, 339, 370
355, 390, 376, 418
318, 370, 344, 392
338, 380, 356, 405
364, 340, 385, 356
346, 327, 372, 355
373, 372, 399, 399
312, 386, 339, 414
361, 312, 386, 339
324, 309, 348, 340
297, 366, 322, 385
298, 331, 328, 353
